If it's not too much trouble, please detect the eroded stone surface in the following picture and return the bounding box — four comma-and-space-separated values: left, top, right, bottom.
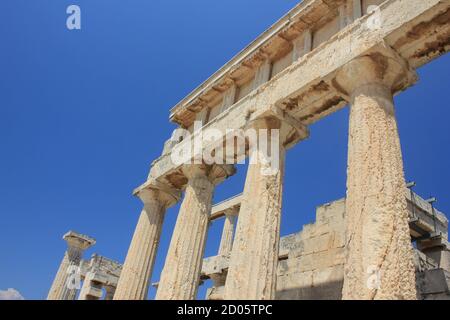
204, 195, 450, 300
155, 166, 219, 300
114, 186, 179, 300
336, 54, 417, 300
224, 118, 287, 300
46, 0, 450, 301
47, 231, 95, 300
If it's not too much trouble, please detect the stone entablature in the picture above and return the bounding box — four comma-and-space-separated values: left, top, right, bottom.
44, 0, 450, 301
169, 0, 349, 127
104, 0, 449, 301
146, 0, 449, 191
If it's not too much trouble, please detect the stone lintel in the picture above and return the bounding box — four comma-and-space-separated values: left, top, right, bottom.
201, 255, 230, 278
210, 194, 242, 221
169, 0, 335, 126
149, 0, 448, 184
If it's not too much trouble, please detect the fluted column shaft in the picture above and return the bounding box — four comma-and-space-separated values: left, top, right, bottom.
336, 54, 417, 300
47, 246, 83, 300
218, 210, 238, 256
156, 166, 215, 300
225, 117, 286, 300
114, 188, 178, 300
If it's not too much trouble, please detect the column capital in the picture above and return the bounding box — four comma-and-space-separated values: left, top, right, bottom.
182, 164, 236, 186
135, 180, 181, 208
63, 231, 96, 251
245, 106, 309, 150
334, 46, 417, 97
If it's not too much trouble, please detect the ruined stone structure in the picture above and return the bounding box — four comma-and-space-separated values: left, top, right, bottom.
78, 254, 122, 300
47, 231, 96, 300
47, 0, 450, 300
201, 189, 450, 300
114, 0, 449, 300
47, 231, 122, 300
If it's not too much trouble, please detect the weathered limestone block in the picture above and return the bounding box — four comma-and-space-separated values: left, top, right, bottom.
313, 265, 345, 287
312, 233, 336, 254
156, 165, 233, 300
290, 254, 315, 273
418, 239, 450, 271
47, 231, 95, 300
315, 247, 346, 269
316, 198, 346, 226
277, 259, 290, 276
276, 271, 314, 300
298, 224, 315, 240
202, 255, 230, 276
417, 269, 450, 298
114, 184, 180, 300
335, 50, 418, 300
79, 272, 103, 300
279, 233, 300, 258
333, 231, 346, 249
206, 284, 225, 301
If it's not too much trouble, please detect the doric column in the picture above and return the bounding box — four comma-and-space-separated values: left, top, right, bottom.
47, 231, 95, 300
335, 50, 418, 300
218, 209, 238, 256
113, 183, 180, 300
225, 116, 308, 300
156, 164, 234, 300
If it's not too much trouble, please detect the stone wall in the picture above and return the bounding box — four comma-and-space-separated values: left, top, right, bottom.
276, 199, 346, 300
275, 198, 450, 300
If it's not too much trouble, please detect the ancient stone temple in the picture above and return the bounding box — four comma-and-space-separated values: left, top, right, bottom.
47, 0, 450, 300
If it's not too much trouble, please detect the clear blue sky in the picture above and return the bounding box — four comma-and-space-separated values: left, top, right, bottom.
0, 0, 449, 300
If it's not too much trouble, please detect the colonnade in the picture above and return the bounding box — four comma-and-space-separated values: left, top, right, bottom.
114, 53, 417, 299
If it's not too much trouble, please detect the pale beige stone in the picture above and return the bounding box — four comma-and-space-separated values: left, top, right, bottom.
201, 195, 450, 300
78, 272, 102, 300
224, 117, 304, 300
218, 210, 238, 256
156, 165, 233, 300
125, 0, 449, 301
78, 254, 122, 300
336, 53, 417, 300
47, 231, 95, 300
114, 184, 180, 300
